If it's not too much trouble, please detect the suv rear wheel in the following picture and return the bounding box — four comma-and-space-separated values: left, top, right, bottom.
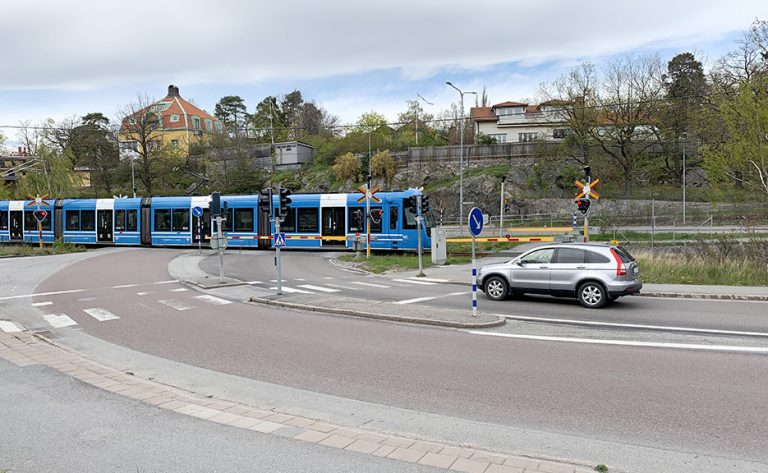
485, 276, 509, 301
578, 281, 607, 309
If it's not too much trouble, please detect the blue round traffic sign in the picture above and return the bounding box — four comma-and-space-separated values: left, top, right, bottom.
192, 206, 204, 218
468, 207, 484, 237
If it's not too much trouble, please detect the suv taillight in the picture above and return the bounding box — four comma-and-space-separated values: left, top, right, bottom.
609, 248, 627, 276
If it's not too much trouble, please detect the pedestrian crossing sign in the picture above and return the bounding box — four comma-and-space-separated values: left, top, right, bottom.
274, 232, 287, 247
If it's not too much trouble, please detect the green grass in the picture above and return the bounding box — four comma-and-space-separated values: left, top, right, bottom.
337, 253, 472, 274
591, 231, 768, 242
636, 252, 768, 286
0, 240, 86, 257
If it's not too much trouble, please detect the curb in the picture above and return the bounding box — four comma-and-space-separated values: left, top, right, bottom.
639, 292, 768, 302
248, 297, 506, 329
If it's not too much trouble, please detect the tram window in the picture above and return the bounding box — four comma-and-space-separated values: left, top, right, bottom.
0, 212, 7, 230
80, 211, 95, 231
234, 208, 254, 232
154, 209, 171, 231
281, 208, 296, 232
389, 207, 398, 230
348, 207, 364, 232
24, 212, 36, 229
403, 200, 417, 229
370, 207, 382, 233
172, 209, 190, 232
126, 210, 138, 231
297, 208, 318, 233
221, 209, 233, 232
66, 211, 80, 231
115, 210, 126, 231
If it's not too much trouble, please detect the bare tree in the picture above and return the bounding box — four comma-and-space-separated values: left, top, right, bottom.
116, 94, 164, 195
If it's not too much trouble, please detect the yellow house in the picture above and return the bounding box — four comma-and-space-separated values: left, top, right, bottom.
119, 84, 223, 155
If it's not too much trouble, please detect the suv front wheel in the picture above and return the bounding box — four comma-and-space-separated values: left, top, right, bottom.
577, 281, 607, 309
484, 276, 509, 301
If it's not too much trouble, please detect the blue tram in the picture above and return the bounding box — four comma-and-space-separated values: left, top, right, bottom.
0, 189, 433, 251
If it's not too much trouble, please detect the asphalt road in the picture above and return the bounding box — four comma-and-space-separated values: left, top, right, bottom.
26, 248, 768, 472
0, 357, 444, 473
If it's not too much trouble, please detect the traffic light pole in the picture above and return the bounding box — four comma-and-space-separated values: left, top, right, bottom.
584, 170, 591, 243
366, 177, 371, 260
216, 215, 224, 283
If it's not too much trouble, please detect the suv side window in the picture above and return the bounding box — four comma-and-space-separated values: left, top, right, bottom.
554, 248, 586, 264
586, 251, 610, 263
521, 248, 555, 264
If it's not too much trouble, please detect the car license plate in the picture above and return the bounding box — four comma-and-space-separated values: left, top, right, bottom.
633, 266, 639, 275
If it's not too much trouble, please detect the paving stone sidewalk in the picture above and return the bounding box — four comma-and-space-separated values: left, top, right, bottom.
1, 330, 602, 473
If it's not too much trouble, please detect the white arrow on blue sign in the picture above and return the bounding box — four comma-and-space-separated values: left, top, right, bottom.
468, 207, 484, 237
273, 232, 286, 247
192, 206, 204, 218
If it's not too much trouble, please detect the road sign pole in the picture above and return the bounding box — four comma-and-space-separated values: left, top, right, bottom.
366, 180, 371, 260
471, 234, 477, 317
217, 216, 224, 283
275, 217, 282, 295
197, 216, 201, 253
416, 195, 425, 277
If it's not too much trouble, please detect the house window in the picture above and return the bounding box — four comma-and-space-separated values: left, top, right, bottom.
121, 141, 138, 151
170, 139, 179, 148
215, 122, 223, 132
488, 133, 507, 143
553, 128, 571, 139
192, 117, 201, 130
204, 119, 212, 131
518, 132, 539, 142
170, 114, 180, 123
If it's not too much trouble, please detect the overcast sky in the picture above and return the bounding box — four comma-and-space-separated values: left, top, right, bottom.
1, 0, 767, 145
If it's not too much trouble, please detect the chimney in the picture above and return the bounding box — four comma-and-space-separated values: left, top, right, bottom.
167, 84, 180, 97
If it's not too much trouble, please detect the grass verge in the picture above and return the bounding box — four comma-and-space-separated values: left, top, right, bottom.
592, 231, 768, 242
635, 252, 768, 286
0, 240, 86, 257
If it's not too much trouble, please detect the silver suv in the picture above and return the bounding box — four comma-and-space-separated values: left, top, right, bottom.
477, 243, 642, 308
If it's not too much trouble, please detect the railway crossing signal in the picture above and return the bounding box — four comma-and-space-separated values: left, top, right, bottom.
26, 194, 50, 249
574, 169, 600, 242
576, 198, 591, 215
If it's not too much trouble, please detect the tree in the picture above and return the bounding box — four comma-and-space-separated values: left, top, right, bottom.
370, 150, 396, 188
398, 100, 434, 146
333, 152, 361, 183
69, 113, 120, 195
214, 96, 249, 139
251, 96, 283, 143
117, 94, 166, 195
354, 111, 388, 133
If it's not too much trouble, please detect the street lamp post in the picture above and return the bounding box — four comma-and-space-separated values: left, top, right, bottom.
446, 82, 476, 236
415, 93, 434, 146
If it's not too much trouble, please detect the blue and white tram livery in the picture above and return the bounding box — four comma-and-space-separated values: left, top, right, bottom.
0, 189, 433, 251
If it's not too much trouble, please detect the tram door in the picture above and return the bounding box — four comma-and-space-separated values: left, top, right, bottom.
192, 209, 211, 243
9, 211, 22, 240
321, 207, 345, 246
97, 210, 113, 242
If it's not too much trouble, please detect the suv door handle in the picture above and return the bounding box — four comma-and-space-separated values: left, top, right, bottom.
539, 265, 549, 269
576, 266, 587, 269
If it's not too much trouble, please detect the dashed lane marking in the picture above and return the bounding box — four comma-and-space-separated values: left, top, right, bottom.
43, 314, 78, 328
446, 291, 471, 296
350, 282, 390, 289
112, 284, 139, 289
409, 277, 451, 283
76, 297, 98, 302
297, 285, 341, 293
31, 302, 53, 307
391, 279, 436, 285
0, 289, 85, 301
83, 308, 120, 322
246, 281, 263, 285
136, 292, 153, 296
158, 299, 195, 311
323, 284, 360, 290
155, 280, 179, 285
195, 295, 232, 305
269, 287, 314, 294
323, 277, 335, 280
170, 288, 189, 292
466, 330, 768, 354
295, 278, 306, 281
270, 280, 288, 283
394, 296, 439, 305
0, 321, 22, 333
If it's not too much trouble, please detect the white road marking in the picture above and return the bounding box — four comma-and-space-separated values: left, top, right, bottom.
195, 295, 232, 305
446, 292, 471, 296
351, 281, 390, 288
394, 296, 438, 305
295, 278, 306, 281
246, 281, 263, 285
31, 302, 53, 307
158, 299, 195, 311
0, 321, 22, 332
76, 297, 98, 302
466, 330, 768, 354
0, 289, 85, 301
270, 279, 288, 283
112, 284, 139, 289
43, 314, 78, 328
323, 277, 335, 280
136, 291, 153, 296
269, 286, 314, 294
391, 279, 435, 285
83, 308, 120, 321
297, 285, 341, 293
497, 314, 768, 338
170, 288, 189, 292
154, 280, 178, 285
324, 284, 360, 290
410, 277, 451, 283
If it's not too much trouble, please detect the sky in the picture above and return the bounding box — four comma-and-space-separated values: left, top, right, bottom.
1, 0, 767, 148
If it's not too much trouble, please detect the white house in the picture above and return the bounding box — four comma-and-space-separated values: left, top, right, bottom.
470, 101, 572, 143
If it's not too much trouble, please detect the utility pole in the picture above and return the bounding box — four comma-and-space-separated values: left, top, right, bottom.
499, 176, 506, 238
446, 82, 476, 236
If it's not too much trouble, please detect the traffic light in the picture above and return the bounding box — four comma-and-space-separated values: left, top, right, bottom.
576, 198, 591, 215
211, 192, 221, 217
258, 189, 271, 214
407, 196, 417, 214
279, 188, 292, 217
370, 208, 383, 224
420, 195, 430, 215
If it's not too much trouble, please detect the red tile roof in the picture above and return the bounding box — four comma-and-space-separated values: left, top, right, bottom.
121, 85, 221, 132
492, 101, 528, 108
469, 107, 497, 122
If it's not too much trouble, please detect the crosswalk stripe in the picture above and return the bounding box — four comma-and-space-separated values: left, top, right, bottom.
323, 277, 335, 280
391, 279, 436, 285
410, 277, 450, 283
0, 321, 22, 332
394, 296, 438, 305
195, 295, 232, 305
43, 314, 78, 328
31, 301, 53, 307
170, 288, 189, 292
158, 299, 195, 311
83, 308, 120, 321
351, 281, 390, 288
297, 284, 341, 293
269, 286, 314, 294
246, 281, 263, 285
323, 284, 360, 290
